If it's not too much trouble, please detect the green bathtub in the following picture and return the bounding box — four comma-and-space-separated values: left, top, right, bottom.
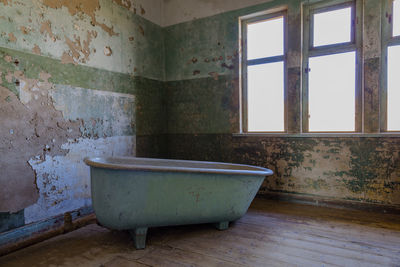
84, 157, 273, 249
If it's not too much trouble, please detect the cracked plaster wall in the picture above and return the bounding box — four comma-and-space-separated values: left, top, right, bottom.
0, 0, 164, 230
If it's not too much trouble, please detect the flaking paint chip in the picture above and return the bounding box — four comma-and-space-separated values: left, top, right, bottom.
104, 46, 112, 56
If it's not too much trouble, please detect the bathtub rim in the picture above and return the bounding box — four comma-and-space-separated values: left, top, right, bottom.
84, 156, 273, 177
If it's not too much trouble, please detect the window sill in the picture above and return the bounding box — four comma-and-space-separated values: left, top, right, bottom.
233, 132, 400, 138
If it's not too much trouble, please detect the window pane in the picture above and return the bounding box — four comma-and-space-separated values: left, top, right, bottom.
248, 62, 284, 132
388, 45, 400, 131
309, 52, 356, 132
247, 16, 283, 60
313, 7, 352, 47
393, 0, 400, 36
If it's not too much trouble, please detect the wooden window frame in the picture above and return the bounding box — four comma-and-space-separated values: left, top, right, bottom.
381, 0, 400, 132
302, 0, 362, 133
240, 10, 288, 133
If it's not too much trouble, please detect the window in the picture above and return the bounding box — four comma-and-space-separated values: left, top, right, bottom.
239, 0, 398, 135
303, 1, 361, 132
383, 0, 400, 131
241, 12, 286, 133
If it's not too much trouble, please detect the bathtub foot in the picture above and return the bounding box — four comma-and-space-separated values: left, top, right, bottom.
129, 227, 148, 249
215, 221, 229, 230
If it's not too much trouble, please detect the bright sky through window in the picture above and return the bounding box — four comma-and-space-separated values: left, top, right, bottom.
388, 45, 400, 131
313, 7, 352, 47
393, 0, 400, 36
308, 52, 356, 132
248, 62, 284, 132
247, 17, 283, 60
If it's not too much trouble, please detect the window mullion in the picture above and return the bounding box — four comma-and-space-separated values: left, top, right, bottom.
247, 55, 284, 66
380, 0, 393, 132
286, 1, 302, 134
354, 0, 363, 133
302, 6, 311, 133
241, 20, 249, 133
309, 42, 356, 57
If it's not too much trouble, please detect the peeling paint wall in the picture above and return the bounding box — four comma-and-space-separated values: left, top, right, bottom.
0, 0, 164, 79
168, 135, 400, 205
163, 0, 400, 206
26, 136, 135, 223
0, 0, 164, 232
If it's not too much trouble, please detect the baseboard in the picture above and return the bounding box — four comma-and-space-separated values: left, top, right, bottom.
256, 192, 400, 215
0, 206, 95, 257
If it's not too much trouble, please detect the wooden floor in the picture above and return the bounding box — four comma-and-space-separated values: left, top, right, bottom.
1, 198, 400, 267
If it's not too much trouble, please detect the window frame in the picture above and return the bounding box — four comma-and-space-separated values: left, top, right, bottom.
240, 10, 288, 133
381, 0, 400, 132
302, 0, 362, 133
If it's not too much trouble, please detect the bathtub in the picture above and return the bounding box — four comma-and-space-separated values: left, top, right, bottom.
84, 157, 273, 249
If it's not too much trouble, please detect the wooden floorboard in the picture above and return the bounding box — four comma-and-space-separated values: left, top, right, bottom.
1, 198, 400, 267
232, 221, 400, 261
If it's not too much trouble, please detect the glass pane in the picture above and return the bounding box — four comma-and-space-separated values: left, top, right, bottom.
393, 0, 400, 36
388, 45, 400, 131
313, 7, 352, 47
248, 62, 284, 132
247, 16, 284, 60
309, 52, 356, 132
